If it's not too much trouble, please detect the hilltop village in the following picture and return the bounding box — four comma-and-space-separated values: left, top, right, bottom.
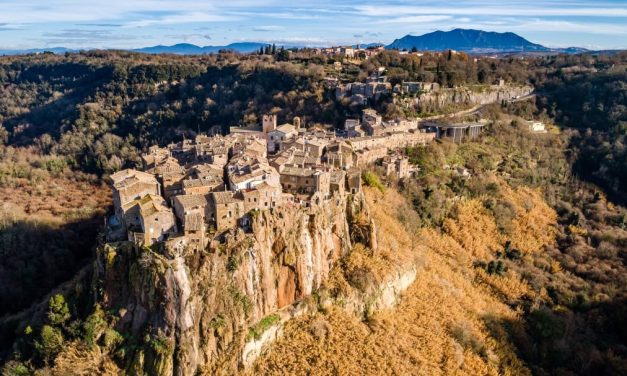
107, 110, 444, 249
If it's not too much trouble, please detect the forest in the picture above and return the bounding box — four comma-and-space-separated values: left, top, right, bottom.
0, 49, 626, 374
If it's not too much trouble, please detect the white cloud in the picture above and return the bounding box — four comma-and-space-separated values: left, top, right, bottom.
252, 25, 285, 32
0, 1, 263, 24
355, 4, 627, 17
376, 15, 452, 24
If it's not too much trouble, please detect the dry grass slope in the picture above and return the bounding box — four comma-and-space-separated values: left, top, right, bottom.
250, 182, 558, 375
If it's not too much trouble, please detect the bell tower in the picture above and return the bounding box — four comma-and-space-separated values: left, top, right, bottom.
262, 114, 277, 133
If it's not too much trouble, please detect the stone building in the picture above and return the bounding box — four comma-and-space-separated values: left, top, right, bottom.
346, 168, 362, 194
269, 147, 320, 172
171, 194, 208, 247
324, 141, 354, 169
125, 194, 177, 246
400, 81, 440, 94
182, 177, 223, 195
280, 167, 331, 197
241, 182, 283, 212
227, 157, 280, 191
382, 155, 410, 179
282, 137, 328, 159
262, 114, 277, 134
267, 123, 297, 153
209, 191, 246, 233
353, 146, 388, 166
110, 169, 161, 223
330, 170, 347, 196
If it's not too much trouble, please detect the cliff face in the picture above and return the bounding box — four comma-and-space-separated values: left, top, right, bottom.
401, 85, 533, 113
95, 192, 374, 375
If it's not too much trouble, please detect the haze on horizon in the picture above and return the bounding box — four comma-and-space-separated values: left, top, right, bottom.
0, 0, 626, 50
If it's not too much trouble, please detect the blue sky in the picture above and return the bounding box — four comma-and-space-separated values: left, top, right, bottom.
1, 0, 626, 50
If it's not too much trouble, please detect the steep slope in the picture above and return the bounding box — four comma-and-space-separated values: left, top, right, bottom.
250, 183, 557, 375
90, 191, 375, 375
387, 28, 547, 52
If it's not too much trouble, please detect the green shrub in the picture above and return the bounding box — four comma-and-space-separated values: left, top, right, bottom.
210, 315, 225, 330
103, 328, 124, 349
47, 294, 70, 326
150, 335, 173, 356
1, 361, 30, 376
248, 314, 280, 340
226, 254, 239, 273
35, 325, 64, 363
229, 286, 253, 316
82, 305, 107, 347
362, 171, 385, 193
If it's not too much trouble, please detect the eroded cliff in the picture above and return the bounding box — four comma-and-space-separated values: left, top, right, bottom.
400, 85, 534, 113
95, 191, 375, 375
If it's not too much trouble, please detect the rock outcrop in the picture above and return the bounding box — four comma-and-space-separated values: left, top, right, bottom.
95, 192, 375, 375
400, 85, 533, 113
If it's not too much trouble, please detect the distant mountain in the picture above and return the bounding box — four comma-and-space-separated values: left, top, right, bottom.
0, 43, 270, 56
354, 42, 384, 49
133, 42, 269, 55
0, 30, 593, 56
0, 47, 78, 56
387, 28, 549, 53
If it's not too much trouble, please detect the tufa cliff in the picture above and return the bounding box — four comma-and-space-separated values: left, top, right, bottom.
95, 191, 375, 375
400, 85, 533, 113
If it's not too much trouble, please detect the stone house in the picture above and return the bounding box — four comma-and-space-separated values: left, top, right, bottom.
171, 194, 208, 247
148, 157, 187, 199
183, 175, 224, 195
330, 170, 347, 196
125, 194, 177, 246
279, 167, 331, 197
346, 168, 362, 194
382, 155, 410, 179
282, 137, 328, 159
232, 138, 267, 159
269, 147, 320, 172
227, 158, 280, 191
400, 81, 440, 94
141, 146, 169, 170
324, 141, 354, 169
362, 108, 382, 127
344, 118, 360, 131
208, 191, 246, 233
241, 182, 283, 213
267, 123, 298, 153
110, 169, 161, 223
